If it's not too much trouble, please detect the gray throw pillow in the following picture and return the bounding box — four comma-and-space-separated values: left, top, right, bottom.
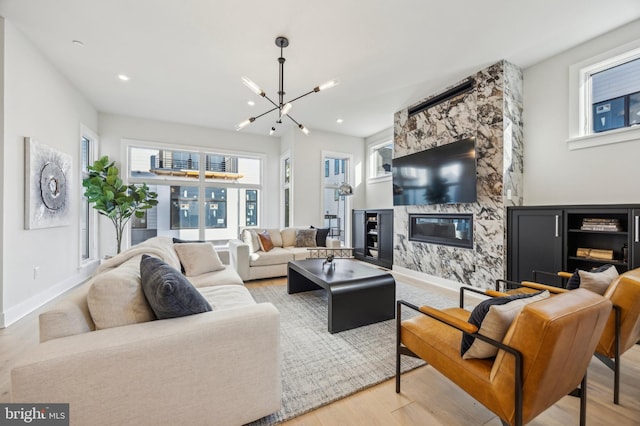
295, 229, 317, 247
140, 255, 212, 319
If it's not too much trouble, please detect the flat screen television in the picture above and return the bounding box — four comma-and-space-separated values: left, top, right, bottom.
392, 138, 477, 206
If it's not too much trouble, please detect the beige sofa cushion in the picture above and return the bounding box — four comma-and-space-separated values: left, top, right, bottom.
187, 266, 244, 288
197, 285, 256, 311
250, 247, 294, 267
87, 256, 155, 330
174, 242, 225, 277
281, 228, 297, 247
266, 229, 283, 247
287, 247, 312, 261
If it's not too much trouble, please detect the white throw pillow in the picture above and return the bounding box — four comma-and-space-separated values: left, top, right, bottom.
173, 242, 225, 277
578, 265, 618, 295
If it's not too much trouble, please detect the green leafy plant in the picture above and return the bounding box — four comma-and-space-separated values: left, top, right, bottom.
83, 156, 158, 254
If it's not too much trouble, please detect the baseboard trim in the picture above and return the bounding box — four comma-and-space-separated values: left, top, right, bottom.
1, 266, 95, 328
391, 266, 486, 303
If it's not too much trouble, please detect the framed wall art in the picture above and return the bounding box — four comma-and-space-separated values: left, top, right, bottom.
24, 137, 72, 229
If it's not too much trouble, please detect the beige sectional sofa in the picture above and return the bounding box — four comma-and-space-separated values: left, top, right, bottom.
229, 227, 340, 281
11, 236, 281, 426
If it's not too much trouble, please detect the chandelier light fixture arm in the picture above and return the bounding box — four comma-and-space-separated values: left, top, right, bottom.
236, 36, 339, 135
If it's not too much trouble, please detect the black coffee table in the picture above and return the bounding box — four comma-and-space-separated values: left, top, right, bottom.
287, 259, 396, 333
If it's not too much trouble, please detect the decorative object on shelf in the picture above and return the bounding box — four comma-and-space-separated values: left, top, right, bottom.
235, 36, 339, 135
323, 254, 335, 270
83, 156, 158, 254
576, 247, 614, 260
24, 137, 72, 229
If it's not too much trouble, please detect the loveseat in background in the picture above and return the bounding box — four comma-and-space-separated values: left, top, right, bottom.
229, 227, 340, 281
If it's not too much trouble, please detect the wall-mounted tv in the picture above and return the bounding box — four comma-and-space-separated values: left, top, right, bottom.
392, 138, 477, 206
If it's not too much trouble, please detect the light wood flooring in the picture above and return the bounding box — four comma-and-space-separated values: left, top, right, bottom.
1, 274, 639, 425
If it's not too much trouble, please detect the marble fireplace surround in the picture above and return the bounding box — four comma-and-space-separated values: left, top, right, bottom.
393, 60, 523, 289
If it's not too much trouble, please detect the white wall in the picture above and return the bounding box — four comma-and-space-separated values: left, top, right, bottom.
1, 20, 99, 326
523, 18, 640, 205
97, 113, 280, 256
364, 127, 393, 209
288, 128, 365, 233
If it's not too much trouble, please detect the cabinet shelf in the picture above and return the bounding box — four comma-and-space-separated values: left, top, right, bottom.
353, 209, 393, 268
508, 205, 640, 285
568, 256, 627, 266
568, 229, 627, 236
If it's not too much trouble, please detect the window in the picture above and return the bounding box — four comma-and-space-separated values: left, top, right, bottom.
369, 141, 393, 179
569, 41, 640, 150
80, 127, 98, 264
127, 143, 262, 246
246, 190, 258, 226
281, 154, 291, 228
323, 153, 352, 245
591, 57, 640, 133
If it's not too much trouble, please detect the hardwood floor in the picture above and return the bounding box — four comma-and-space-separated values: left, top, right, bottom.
1, 275, 639, 425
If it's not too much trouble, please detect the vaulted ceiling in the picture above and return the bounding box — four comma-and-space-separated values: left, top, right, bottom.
2, 0, 639, 138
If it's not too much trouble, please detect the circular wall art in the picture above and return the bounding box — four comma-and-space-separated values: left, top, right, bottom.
24, 137, 72, 229
40, 162, 67, 210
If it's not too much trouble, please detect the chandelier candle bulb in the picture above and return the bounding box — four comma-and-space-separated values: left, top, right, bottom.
316, 79, 340, 92
281, 102, 292, 116
241, 76, 265, 97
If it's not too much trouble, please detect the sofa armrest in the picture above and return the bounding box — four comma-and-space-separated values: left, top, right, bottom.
229, 238, 251, 281
12, 303, 281, 426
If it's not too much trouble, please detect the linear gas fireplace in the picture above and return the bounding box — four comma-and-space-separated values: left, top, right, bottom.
409, 213, 473, 249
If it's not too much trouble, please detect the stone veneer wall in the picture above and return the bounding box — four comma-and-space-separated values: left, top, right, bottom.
393, 60, 523, 288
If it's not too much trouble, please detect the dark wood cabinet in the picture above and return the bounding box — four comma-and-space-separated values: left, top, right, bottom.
508, 205, 640, 286
352, 209, 393, 268
508, 208, 563, 285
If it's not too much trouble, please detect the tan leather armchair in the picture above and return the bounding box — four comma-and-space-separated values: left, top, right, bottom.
499, 267, 640, 404
397, 288, 612, 426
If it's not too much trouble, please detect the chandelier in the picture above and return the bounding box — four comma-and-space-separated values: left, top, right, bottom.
235, 36, 339, 135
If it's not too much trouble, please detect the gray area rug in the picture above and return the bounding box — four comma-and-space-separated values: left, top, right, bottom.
246, 279, 458, 425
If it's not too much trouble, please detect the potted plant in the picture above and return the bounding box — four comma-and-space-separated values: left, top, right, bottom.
83, 156, 158, 254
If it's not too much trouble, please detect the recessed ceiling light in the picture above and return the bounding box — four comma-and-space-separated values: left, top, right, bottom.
247, 100, 255, 106
117, 74, 130, 81
71, 40, 85, 47
336, 118, 344, 124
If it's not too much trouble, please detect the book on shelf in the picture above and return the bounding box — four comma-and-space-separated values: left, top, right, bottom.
581, 218, 622, 231
580, 224, 623, 231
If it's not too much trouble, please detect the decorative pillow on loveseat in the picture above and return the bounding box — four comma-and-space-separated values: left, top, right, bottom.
461, 290, 550, 359
140, 255, 212, 319
295, 229, 317, 247
311, 226, 330, 247
566, 264, 618, 295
